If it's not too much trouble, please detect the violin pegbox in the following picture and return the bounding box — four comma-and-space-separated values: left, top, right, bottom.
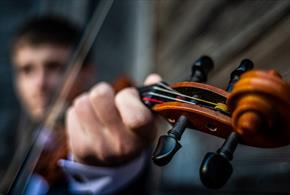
139, 56, 215, 166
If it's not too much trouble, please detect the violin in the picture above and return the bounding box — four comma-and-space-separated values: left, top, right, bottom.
138, 56, 290, 189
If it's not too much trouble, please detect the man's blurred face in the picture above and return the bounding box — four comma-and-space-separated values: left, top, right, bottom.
13, 44, 70, 121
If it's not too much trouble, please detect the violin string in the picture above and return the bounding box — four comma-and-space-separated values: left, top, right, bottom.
147, 89, 232, 115
145, 87, 221, 110
146, 92, 198, 106
157, 82, 175, 91
151, 85, 219, 106
145, 91, 226, 113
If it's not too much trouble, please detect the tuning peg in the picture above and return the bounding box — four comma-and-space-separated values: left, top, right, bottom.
152, 115, 187, 166
200, 132, 238, 188
199, 59, 254, 189
226, 59, 253, 91
191, 56, 214, 82
152, 56, 215, 166
152, 135, 181, 166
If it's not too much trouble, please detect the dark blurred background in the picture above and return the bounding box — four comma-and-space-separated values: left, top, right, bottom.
1, 0, 290, 194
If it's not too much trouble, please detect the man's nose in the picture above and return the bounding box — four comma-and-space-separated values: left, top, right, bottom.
35, 69, 48, 91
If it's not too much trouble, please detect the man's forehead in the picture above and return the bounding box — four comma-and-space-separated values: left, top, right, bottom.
13, 44, 72, 66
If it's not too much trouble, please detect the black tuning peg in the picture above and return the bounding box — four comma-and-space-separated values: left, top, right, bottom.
152, 56, 214, 166
190, 55, 214, 82
152, 115, 187, 166
200, 132, 238, 189
199, 59, 254, 189
226, 59, 254, 91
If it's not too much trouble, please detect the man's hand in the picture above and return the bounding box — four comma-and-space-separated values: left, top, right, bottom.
66, 74, 161, 166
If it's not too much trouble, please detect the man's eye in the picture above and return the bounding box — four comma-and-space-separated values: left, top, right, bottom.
18, 65, 33, 75
46, 62, 65, 72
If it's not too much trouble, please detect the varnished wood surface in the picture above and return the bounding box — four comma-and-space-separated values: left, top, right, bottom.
151, 72, 290, 148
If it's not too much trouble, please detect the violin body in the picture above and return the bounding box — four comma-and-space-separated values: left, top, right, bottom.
35, 125, 68, 186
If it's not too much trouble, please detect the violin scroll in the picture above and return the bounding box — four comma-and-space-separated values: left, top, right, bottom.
228, 69, 290, 147
200, 65, 290, 189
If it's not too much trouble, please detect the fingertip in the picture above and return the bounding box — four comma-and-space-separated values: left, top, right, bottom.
144, 73, 162, 85
73, 93, 88, 109
89, 82, 114, 106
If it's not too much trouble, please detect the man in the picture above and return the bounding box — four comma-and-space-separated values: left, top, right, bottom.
8, 15, 160, 194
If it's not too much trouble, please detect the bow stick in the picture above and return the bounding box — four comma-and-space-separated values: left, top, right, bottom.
6, 0, 114, 194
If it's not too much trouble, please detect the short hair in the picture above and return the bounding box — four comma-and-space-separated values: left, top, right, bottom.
11, 15, 81, 52
10, 15, 92, 66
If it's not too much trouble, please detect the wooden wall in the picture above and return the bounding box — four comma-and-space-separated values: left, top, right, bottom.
154, 0, 290, 87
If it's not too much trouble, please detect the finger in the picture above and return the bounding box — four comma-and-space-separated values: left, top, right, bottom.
144, 73, 162, 85
66, 107, 89, 159
89, 82, 126, 133
115, 87, 153, 134
66, 106, 120, 164
73, 93, 104, 136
